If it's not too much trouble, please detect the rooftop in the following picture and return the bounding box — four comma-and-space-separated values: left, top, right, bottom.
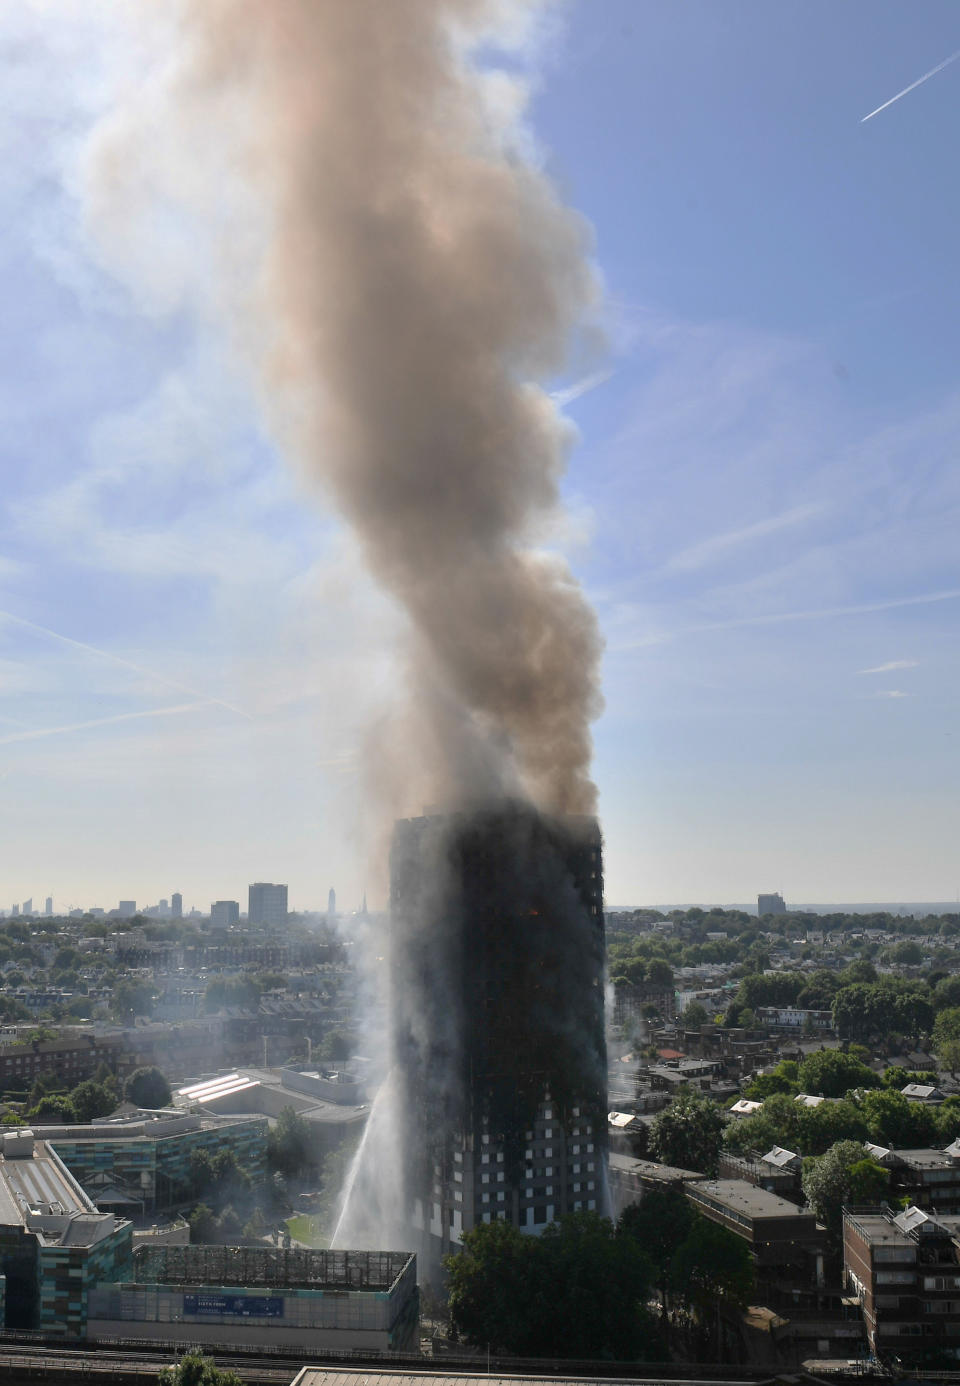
845, 1205, 960, 1245
39, 1108, 258, 1144
689, 1178, 817, 1222
896, 1147, 960, 1170
608, 1152, 705, 1182
761, 1146, 800, 1168
176, 1073, 260, 1106
0, 1131, 122, 1247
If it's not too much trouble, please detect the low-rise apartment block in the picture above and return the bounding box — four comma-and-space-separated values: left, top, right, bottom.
845, 1205, 960, 1366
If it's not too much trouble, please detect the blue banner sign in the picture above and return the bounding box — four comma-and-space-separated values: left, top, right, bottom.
184, 1293, 283, 1318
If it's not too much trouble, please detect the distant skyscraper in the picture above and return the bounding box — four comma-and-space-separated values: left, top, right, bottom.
328, 888, 336, 917
248, 882, 288, 928
758, 892, 786, 916
211, 900, 240, 928
44, 897, 53, 917
118, 900, 136, 917
11, 905, 19, 917
21, 899, 32, 916
171, 893, 183, 919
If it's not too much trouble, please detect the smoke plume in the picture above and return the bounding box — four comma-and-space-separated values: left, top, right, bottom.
85, 0, 603, 819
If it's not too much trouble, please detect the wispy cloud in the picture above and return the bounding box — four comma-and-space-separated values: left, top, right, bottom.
0, 609, 251, 719
621, 587, 960, 650
0, 700, 214, 747
663, 503, 822, 575
861, 47, 960, 123
859, 659, 919, 675
874, 690, 910, 699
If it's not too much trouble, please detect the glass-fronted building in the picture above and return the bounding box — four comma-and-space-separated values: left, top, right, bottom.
0, 1129, 132, 1336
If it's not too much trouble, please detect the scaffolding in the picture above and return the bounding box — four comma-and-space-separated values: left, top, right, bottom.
132, 1244, 412, 1291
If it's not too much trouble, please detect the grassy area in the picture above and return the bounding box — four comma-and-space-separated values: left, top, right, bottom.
285, 1213, 329, 1248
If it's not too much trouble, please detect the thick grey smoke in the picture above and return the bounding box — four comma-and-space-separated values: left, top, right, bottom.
86, 0, 603, 819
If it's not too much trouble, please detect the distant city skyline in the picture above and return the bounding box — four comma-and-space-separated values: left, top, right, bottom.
0, 880, 353, 919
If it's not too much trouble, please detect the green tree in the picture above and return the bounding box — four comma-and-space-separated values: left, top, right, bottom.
646, 958, 674, 988
243, 1207, 267, 1239
188, 1203, 217, 1244
802, 1098, 870, 1155
125, 1066, 172, 1109
722, 1100, 791, 1159
933, 1009, 960, 1070
315, 1131, 361, 1236
934, 977, 960, 1011
940, 1040, 960, 1078
839, 960, 879, 986
446, 1213, 653, 1359
216, 1205, 242, 1242
267, 1106, 314, 1177
859, 1088, 937, 1148
619, 1187, 693, 1328
801, 1140, 889, 1238
158, 1349, 242, 1385
796, 969, 840, 1010
742, 1059, 799, 1100
798, 1049, 880, 1098
255, 971, 288, 993
445, 1217, 537, 1354
70, 1080, 115, 1124
542, 1213, 655, 1359
649, 1089, 725, 1175
316, 1028, 354, 1063
670, 1214, 753, 1355
26, 1094, 77, 1123
886, 940, 923, 966
681, 1001, 708, 1030
111, 978, 155, 1022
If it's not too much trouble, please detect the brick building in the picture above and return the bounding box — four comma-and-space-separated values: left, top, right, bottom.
845, 1205, 960, 1365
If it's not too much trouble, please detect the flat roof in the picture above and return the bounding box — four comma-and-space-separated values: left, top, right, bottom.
608, 1153, 705, 1182
896, 1147, 958, 1169
688, 1179, 816, 1221
845, 1207, 960, 1245
843, 1212, 914, 1246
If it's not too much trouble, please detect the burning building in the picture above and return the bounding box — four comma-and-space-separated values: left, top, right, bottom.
83, 2, 611, 1269
389, 802, 606, 1267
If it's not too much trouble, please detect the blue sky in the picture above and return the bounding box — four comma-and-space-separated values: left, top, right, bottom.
0, 1, 958, 910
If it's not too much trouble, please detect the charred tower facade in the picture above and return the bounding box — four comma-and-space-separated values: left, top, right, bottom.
389, 803, 606, 1267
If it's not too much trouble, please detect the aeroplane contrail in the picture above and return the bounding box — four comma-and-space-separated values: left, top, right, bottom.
550, 368, 614, 409
0, 700, 215, 747
0, 609, 251, 719
861, 47, 960, 122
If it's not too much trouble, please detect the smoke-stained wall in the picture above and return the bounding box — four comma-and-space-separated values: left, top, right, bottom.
388, 803, 605, 1259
